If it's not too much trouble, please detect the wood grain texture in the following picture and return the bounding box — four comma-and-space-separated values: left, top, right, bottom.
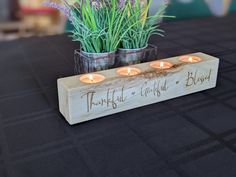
58, 52, 219, 125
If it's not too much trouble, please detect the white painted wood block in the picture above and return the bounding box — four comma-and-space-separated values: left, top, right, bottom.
58, 52, 219, 125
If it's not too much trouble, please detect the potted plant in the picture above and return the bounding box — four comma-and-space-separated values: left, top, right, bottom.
44, 0, 132, 71
118, 0, 172, 65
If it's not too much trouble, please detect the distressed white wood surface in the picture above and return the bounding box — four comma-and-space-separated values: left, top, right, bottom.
58, 52, 219, 125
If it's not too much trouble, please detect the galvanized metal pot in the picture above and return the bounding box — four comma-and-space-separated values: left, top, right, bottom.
118, 45, 148, 66
76, 50, 116, 73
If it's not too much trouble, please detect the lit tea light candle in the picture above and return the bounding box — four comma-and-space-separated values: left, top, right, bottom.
117, 67, 141, 76
189, 57, 193, 62
80, 73, 105, 84
150, 61, 173, 70
179, 55, 202, 63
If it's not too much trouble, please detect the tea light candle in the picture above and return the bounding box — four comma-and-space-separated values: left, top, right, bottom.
117, 67, 141, 76
80, 74, 105, 84
179, 55, 202, 63
150, 61, 173, 70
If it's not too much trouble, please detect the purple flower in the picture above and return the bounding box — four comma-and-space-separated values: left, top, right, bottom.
118, 0, 136, 9
118, 0, 126, 9
130, 0, 135, 6
90, 0, 102, 9
42, 1, 73, 21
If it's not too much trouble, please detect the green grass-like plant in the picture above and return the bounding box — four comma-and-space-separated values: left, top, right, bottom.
121, 0, 174, 49
46, 0, 173, 53
64, 0, 143, 53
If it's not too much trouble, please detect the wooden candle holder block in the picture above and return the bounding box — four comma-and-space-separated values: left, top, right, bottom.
58, 52, 219, 125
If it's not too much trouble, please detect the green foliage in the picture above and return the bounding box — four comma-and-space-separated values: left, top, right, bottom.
121, 0, 174, 49
64, 0, 131, 53
60, 0, 173, 53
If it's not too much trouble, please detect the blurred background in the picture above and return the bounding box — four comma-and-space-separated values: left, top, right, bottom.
0, 0, 235, 41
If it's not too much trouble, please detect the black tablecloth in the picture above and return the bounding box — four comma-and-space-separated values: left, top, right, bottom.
1, 14, 236, 177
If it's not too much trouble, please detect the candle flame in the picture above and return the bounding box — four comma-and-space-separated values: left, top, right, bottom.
189, 57, 193, 62
89, 74, 94, 82
160, 62, 164, 68
127, 67, 131, 75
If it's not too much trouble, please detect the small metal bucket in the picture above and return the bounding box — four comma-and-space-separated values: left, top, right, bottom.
118, 45, 148, 66
75, 50, 116, 74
